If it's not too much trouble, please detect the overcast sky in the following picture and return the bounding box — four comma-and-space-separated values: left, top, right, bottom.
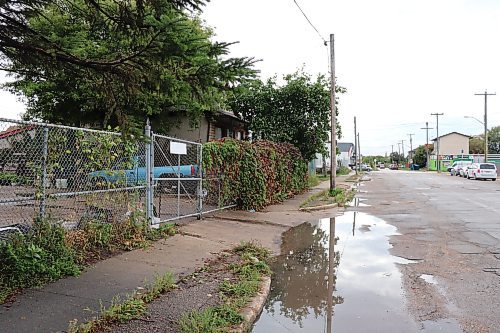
2, 0, 500, 155
201, 0, 500, 155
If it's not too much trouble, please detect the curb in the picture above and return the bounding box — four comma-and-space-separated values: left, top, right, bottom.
230, 276, 271, 333
299, 202, 339, 211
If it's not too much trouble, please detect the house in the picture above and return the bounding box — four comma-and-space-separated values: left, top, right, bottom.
338, 142, 355, 167
313, 142, 354, 171
0, 125, 35, 150
431, 132, 471, 157
164, 110, 248, 143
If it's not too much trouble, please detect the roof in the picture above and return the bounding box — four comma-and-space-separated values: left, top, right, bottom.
217, 110, 246, 122
0, 125, 35, 140
207, 109, 248, 124
431, 131, 472, 141
338, 142, 354, 153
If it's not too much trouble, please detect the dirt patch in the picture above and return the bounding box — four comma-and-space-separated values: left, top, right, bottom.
105, 253, 239, 333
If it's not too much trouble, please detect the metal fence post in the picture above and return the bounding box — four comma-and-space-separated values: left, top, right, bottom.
145, 120, 154, 225
198, 144, 203, 219
39, 126, 49, 220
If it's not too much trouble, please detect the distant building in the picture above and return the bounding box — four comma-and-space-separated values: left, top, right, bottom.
431, 132, 471, 157
338, 142, 355, 167
313, 142, 354, 171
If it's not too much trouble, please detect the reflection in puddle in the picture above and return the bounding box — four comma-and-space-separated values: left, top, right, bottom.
252, 212, 462, 333
422, 319, 462, 332
347, 197, 371, 207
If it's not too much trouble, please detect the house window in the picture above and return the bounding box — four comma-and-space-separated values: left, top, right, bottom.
215, 127, 222, 139
228, 129, 233, 138
236, 131, 242, 140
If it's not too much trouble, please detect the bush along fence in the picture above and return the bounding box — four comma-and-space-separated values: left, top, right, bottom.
203, 139, 309, 211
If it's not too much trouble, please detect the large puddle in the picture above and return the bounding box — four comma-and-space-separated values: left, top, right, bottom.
252, 211, 462, 333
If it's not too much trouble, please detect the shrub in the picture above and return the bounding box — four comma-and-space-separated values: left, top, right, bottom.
0, 213, 175, 303
203, 139, 308, 210
336, 166, 351, 175
0, 220, 80, 293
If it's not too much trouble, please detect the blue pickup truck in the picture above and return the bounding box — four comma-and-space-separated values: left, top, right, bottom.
88, 156, 199, 190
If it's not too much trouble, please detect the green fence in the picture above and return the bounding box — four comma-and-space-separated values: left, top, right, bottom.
429, 156, 500, 171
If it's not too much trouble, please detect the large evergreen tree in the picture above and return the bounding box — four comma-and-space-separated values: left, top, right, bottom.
0, 0, 257, 133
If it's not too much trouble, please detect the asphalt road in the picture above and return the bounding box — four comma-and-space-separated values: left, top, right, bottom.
354, 169, 500, 333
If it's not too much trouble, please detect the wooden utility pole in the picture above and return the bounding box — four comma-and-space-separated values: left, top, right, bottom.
421, 122, 433, 170
408, 134, 414, 162
329, 34, 337, 190
357, 133, 361, 168
354, 116, 358, 175
474, 90, 496, 163
401, 139, 405, 165
431, 113, 444, 172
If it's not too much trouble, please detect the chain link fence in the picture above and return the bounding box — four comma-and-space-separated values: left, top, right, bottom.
0, 118, 233, 230
0, 118, 147, 229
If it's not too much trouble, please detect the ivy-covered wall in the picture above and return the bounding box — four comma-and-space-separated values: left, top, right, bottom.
203, 139, 309, 211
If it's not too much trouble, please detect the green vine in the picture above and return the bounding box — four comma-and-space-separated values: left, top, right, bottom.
202, 139, 308, 210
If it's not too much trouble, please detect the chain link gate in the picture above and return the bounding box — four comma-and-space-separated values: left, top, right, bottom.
145, 122, 203, 224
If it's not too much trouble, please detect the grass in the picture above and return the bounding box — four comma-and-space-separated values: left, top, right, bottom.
300, 187, 356, 208
178, 242, 271, 333
345, 173, 363, 182
67, 272, 175, 333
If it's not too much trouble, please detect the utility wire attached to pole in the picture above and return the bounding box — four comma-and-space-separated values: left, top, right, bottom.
474, 90, 496, 163
421, 122, 433, 170
292, 0, 327, 45
431, 113, 444, 172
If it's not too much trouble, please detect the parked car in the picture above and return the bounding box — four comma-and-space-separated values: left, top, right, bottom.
360, 164, 372, 172
459, 165, 473, 177
449, 161, 472, 176
389, 164, 399, 170
378, 163, 385, 169
466, 163, 497, 181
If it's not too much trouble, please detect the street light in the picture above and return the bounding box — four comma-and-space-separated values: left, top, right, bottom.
464, 115, 484, 125
464, 115, 487, 162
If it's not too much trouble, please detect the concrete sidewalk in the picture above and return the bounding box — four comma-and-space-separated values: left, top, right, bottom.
0, 174, 354, 333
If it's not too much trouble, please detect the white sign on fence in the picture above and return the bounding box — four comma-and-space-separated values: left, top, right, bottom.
170, 141, 187, 155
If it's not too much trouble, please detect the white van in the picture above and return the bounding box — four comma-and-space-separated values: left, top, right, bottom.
449, 161, 472, 176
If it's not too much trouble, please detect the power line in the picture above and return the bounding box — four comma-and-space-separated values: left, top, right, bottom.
292, 0, 327, 45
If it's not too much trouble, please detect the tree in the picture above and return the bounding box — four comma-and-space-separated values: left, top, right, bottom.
487, 126, 500, 154
412, 144, 433, 167
389, 152, 404, 165
469, 136, 484, 154
229, 71, 346, 161
1, 0, 256, 134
